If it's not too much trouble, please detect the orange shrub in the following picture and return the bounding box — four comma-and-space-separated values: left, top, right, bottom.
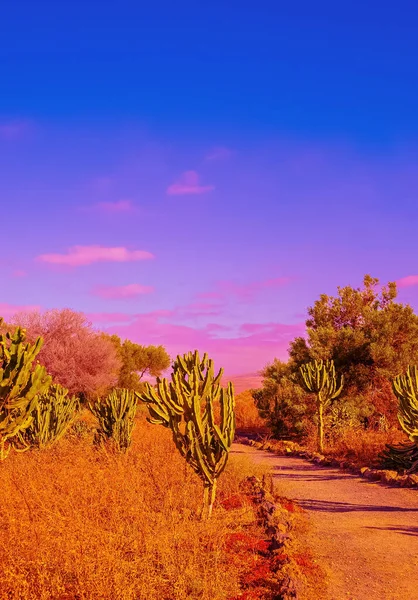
234, 390, 268, 432
325, 426, 406, 466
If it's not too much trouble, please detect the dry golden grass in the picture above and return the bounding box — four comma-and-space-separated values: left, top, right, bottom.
324, 426, 407, 466
0, 412, 269, 600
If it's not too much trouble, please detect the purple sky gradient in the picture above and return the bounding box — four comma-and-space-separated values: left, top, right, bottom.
3, 1, 418, 376
2, 122, 418, 375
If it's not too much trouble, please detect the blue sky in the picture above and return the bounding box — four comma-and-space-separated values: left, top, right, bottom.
1, 1, 418, 374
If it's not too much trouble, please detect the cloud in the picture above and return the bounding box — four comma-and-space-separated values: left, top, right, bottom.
0, 121, 30, 140
86, 312, 137, 325
36, 245, 154, 267
12, 270, 27, 278
396, 275, 418, 288
238, 322, 300, 340
0, 302, 41, 319
172, 302, 224, 318
166, 171, 214, 196
205, 147, 233, 161
91, 309, 305, 375
92, 284, 154, 299
197, 277, 291, 302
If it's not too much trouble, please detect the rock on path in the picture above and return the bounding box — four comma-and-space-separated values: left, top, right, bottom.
232, 443, 418, 600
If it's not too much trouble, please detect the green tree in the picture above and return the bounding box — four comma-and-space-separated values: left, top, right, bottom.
288, 275, 418, 425
252, 359, 313, 438
105, 335, 171, 392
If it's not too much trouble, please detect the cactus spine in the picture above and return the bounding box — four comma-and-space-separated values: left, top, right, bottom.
392, 365, 418, 443
15, 383, 79, 449
89, 388, 139, 452
0, 320, 51, 459
138, 350, 235, 519
299, 359, 344, 453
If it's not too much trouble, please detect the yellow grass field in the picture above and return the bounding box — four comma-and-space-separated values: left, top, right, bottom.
0, 412, 269, 600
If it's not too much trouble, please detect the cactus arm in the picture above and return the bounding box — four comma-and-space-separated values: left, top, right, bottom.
136, 349, 235, 518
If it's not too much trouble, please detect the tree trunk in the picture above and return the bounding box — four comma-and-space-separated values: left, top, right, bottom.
200, 480, 217, 519
317, 398, 324, 453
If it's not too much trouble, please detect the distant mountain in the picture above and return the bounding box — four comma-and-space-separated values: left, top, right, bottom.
223, 372, 263, 394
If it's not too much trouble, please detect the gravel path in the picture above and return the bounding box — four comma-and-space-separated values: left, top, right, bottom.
232, 443, 418, 600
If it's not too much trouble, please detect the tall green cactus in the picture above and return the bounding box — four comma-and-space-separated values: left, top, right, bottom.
379, 366, 418, 473
14, 383, 79, 449
392, 365, 418, 443
138, 350, 236, 519
0, 320, 51, 459
299, 359, 344, 453
89, 388, 139, 452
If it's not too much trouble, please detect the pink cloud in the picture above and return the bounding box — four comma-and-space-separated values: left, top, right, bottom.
36, 245, 154, 267
238, 322, 301, 340
0, 121, 30, 140
396, 275, 418, 288
12, 270, 27, 278
92, 284, 154, 299
172, 302, 224, 318
205, 147, 233, 161
166, 171, 214, 196
197, 277, 291, 302
86, 312, 136, 325
92, 310, 305, 375
0, 303, 41, 319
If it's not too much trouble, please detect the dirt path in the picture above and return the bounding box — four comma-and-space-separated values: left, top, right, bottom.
232, 443, 418, 600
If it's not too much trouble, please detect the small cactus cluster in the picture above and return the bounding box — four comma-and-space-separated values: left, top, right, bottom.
0, 320, 51, 459
138, 350, 235, 519
15, 383, 79, 450
298, 359, 344, 453
89, 388, 139, 452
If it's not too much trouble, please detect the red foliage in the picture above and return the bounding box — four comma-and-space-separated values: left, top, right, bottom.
12, 308, 121, 396
225, 532, 269, 554
241, 561, 272, 586
220, 494, 249, 510
280, 498, 296, 512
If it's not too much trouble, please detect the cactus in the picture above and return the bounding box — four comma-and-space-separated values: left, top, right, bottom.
392, 365, 418, 443
138, 350, 235, 519
14, 383, 79, 449
380, 366, 418, 474
89, 388, 139, 452
0, 319, 51, 459
298, 359, 344, 453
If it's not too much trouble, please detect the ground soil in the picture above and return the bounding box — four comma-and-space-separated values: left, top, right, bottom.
232, 443, 418, 600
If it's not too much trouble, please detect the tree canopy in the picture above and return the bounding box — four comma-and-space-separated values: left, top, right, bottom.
251, 359, 313, 438
12, 309, 121, 397
287, 274, 418, 423
105, 335, 171, 392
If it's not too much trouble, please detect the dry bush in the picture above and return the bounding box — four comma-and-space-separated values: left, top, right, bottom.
234, 390, 268, 433
324, 427, 406, 466
0, 414, 268, 600
12, 309, 120, 397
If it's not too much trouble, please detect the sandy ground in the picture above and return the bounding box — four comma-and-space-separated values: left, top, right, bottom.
232, 443, 418, 600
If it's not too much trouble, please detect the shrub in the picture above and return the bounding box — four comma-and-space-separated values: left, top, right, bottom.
89, 388, 139, 452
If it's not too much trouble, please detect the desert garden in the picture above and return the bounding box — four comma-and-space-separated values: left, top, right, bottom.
1, 274, 418, 599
